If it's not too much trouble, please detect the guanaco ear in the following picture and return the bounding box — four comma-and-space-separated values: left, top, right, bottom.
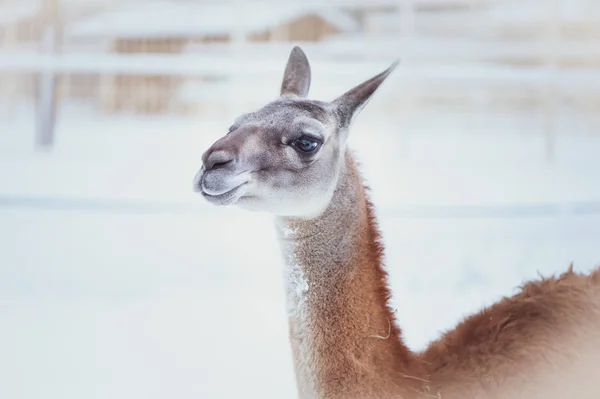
332, 61, 399, 127
280, 46, 311, 98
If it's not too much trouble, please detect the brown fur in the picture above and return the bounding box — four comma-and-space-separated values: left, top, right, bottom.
279, 155, 426, 398
278, 154, 600, 399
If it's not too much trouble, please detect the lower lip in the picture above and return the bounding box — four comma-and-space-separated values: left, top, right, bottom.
201, 183, 247, 204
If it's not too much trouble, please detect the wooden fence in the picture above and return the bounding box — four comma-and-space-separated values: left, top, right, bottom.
0, 0, 598, 155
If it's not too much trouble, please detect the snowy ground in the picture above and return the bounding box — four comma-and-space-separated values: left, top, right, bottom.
0, 101, 599, 399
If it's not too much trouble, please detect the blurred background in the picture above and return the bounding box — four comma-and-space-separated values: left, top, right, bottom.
1, 0, 599, 397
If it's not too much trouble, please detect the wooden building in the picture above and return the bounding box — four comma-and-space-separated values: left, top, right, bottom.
64, 1, 359, 114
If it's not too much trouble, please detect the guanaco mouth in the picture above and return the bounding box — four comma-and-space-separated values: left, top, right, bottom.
199, 181, 248, 205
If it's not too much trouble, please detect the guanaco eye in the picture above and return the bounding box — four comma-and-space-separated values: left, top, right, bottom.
292, 137, 321, 153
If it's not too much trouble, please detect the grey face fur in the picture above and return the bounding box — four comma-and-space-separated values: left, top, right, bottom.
194, 46, 397, 217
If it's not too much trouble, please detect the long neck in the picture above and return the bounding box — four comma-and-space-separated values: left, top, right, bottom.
276, 154, 425, 398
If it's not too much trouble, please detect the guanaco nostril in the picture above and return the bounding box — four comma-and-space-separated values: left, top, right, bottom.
203, 150, 235, 170
211, 159, 232, 169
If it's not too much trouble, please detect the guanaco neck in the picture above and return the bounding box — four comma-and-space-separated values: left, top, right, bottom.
275, 153, 426, 399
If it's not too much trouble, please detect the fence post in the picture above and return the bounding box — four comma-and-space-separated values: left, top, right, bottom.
36, 0, 60, 150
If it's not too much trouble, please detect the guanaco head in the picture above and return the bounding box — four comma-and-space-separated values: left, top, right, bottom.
194, 46, 397, 217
